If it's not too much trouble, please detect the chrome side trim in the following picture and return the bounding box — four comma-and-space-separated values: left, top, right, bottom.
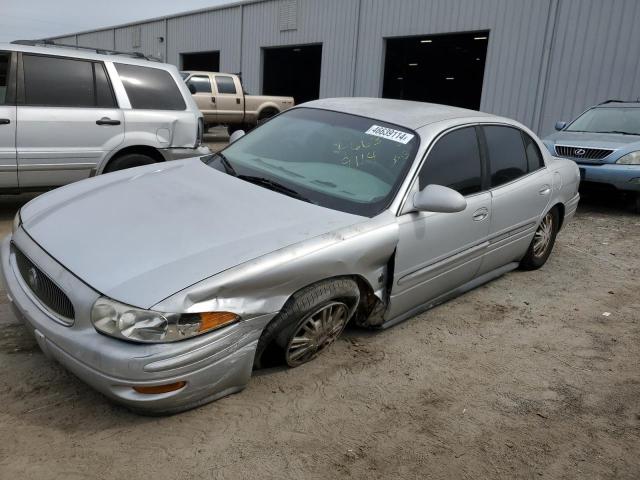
17, 163, 96, 171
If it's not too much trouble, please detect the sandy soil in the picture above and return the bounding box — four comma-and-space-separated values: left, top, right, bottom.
0, 190, 638, 479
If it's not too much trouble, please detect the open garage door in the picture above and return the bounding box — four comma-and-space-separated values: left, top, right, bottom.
382, 31, 489, 110
181, 51, 220, 72
263, 44, 322, 105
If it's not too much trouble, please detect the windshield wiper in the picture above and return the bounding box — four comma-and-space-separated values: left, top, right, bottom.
593, 130, 639, 136
215, 152, 238, 176
238, 175, 312, 203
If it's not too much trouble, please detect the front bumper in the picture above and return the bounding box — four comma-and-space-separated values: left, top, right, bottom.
576, 162, 640, 192
159, 145, 211, 162
0, 230, 274, 414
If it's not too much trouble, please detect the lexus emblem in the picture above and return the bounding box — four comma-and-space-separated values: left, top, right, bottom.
26, 267, 39, 290
574, 148, 586, 156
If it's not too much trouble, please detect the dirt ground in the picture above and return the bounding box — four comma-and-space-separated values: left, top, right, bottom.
0, 183, 638, 479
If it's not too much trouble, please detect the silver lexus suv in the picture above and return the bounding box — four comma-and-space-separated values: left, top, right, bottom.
0, 41, 209, 192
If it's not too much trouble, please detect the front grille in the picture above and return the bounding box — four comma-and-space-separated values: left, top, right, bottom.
13, 246, 75, 322
555, 145, 614, 162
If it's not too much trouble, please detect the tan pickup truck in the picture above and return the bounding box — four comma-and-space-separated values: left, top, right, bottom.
182, 71, 294, 133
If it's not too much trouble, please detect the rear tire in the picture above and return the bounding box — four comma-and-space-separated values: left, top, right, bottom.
254, 278, 360, 369
519, 207, 560, 270
256, 108, 279, 126
104, 153, 156, 173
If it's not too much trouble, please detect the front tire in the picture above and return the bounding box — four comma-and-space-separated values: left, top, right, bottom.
519, 207, 560, 270
254, 278, 360, 369
104, 153, 156, 173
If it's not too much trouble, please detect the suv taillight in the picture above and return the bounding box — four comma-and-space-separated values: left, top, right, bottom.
196, 118, 204, 147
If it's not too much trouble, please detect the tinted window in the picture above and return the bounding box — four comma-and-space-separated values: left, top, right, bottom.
94, 63, 116, 108
522, 132, 544, 172
115, 63, 186, 110
484, 126, 528, 188
23, 54, 94, 107
419, 127, 482, 195
0, 53, 9, 105
215, 76, 236, 94
566, 107, 640, 135
187, 75, 211, 93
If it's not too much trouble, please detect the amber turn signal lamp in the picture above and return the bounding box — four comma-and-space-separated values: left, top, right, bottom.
133, 381, 187, 394
198, 312, 239, 332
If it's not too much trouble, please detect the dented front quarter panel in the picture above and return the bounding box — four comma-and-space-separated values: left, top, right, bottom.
152, 210, 400, 322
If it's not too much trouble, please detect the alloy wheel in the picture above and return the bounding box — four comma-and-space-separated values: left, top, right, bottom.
533, 212, 554, 258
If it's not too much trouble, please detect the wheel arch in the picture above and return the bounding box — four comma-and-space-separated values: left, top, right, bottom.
548, 202, 566, 230
98, 145, 165, 174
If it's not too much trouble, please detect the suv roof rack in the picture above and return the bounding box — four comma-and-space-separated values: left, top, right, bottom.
10, 39, 162, 62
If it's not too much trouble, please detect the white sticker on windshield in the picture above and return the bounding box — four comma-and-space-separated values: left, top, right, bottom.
365, 125, 415, 144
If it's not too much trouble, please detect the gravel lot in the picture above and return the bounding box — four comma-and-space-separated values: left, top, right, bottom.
0, 173, 638, 478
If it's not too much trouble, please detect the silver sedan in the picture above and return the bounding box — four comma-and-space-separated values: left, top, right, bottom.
1, 98, 580, 414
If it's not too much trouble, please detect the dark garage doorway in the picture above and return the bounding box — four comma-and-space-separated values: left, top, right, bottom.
263, 44, 322, 105
181, 51, 220, 72
382, 31, 490, 110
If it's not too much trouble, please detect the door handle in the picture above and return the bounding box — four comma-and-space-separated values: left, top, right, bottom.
0, 119, 10, 125
96, 117, 121, 126
236, 98, 241, 105
211, 97, 216, 103
472, 207, 489, 222
539, 185, 551, 196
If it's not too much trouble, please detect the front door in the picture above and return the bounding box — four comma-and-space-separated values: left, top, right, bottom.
387, 126, 491, 320
186, 74, 216, 125
16, 53, 124, 187
0, 51, 17, 188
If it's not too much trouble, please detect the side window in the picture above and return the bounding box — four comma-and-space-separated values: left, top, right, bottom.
522, 131, 545, 172
115, 63, 186, 110
186, 75, 211, 93
484, 126, 528, 188
94, 62, 117, 108
419, 127, 482, 196
215, 75, 237, 94
23, 54, 94, 107
0, 52, 10, 105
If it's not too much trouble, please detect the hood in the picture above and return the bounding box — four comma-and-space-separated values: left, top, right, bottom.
20, 159, 366, 309
545, 130, 640, 150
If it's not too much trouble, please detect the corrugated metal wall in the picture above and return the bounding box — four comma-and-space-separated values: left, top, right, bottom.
47, 0, 640, 134
167, 7, 242, 73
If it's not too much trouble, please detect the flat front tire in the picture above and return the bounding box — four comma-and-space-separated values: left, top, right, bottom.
254, 278, 360, 369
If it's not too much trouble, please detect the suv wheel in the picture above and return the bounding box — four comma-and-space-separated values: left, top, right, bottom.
104, 153, 157, 173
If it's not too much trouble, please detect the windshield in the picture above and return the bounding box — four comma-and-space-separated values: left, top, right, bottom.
204, 108, 419, 217
567, 107, 640, 135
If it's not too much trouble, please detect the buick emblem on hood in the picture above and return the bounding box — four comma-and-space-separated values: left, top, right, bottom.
26, 267, 39, 290
574, 148, 586, 156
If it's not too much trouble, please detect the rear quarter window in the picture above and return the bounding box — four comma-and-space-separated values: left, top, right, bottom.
115, 63, 186, 110
484, 125, 528, 188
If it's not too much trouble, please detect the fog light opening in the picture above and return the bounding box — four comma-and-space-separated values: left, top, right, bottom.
132, 381, 187, 394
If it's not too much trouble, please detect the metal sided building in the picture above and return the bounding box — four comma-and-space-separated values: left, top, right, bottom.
48, 0, 640, 135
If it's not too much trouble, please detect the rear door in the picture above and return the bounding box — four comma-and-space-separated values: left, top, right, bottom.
0, 51, 17, 188
17, 53, 124, 187
213, 74, 244, 124
186, 74, 216, 124
477, 125, 552, 275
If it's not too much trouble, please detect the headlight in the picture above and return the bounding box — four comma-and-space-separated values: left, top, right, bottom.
617, 151, 640, 164
12, 210, 21, 233
91, 297, 239, 343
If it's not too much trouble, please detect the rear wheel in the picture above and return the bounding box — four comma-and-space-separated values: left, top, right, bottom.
519, 207, 559, 270
257, 108, 279, 125
254, 278, 360, 368
104, 153, 156, 173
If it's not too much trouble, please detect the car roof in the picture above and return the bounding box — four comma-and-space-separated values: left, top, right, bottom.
0, 42, 171, 69
301, 97, 496, 130
595, 101, 640, 108
182, 70, 225, 75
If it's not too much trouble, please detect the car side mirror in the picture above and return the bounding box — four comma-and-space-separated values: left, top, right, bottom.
555, 121, 567, 131
229, 130, 245, 144
187, 83, 197, 95
413, 184, 467, 213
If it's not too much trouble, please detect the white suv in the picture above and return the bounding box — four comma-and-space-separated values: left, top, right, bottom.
0, 41, 209, 191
